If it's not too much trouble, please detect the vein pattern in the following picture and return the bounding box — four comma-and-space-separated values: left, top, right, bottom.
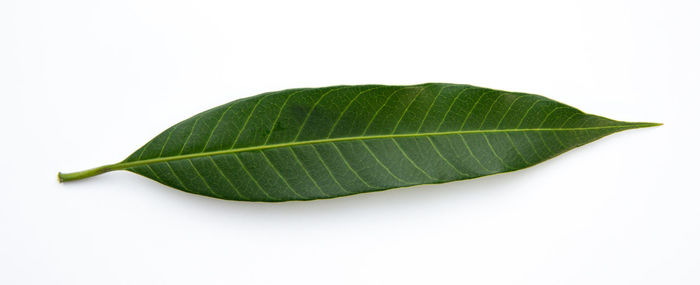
113, 83, 658, 201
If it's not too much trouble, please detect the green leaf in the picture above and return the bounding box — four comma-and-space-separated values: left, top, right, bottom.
58, 83, 660, 201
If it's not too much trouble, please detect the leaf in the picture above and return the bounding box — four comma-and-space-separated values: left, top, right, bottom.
58, 83, 660, 201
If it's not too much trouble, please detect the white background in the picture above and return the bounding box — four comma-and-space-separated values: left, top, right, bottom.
1, 0, 698, 284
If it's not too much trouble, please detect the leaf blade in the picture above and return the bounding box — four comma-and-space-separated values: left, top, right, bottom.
59, 83, 660, 201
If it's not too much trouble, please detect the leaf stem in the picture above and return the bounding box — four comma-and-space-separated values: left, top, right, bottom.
58, 165, 116, 183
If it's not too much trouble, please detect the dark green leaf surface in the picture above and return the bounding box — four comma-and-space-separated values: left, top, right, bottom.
59, 83, 659, 201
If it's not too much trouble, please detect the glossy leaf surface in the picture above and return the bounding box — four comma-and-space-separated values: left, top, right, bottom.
59, 83, 659, 201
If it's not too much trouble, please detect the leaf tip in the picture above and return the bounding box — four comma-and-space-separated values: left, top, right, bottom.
638, 122, 663, 128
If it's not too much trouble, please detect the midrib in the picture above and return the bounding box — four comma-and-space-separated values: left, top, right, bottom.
112, 124, 651, 171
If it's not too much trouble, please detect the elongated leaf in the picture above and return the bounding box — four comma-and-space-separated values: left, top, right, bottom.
59, 83, 659, 201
